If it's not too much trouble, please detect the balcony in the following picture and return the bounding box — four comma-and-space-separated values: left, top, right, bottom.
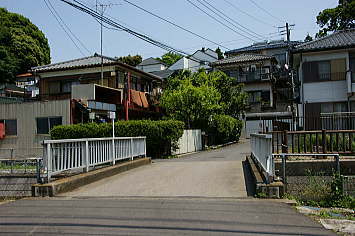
237, 72, 270, 83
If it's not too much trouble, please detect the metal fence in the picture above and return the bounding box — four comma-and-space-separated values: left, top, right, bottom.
270, 130, 355, 155
250, 133, 274, 182
43, 137, 146, 182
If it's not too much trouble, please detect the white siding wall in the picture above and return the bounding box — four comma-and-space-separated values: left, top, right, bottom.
303, 81, 348, 103
140, 64, 166, 73
0, 100, 71, 159
172, 130, 202, 155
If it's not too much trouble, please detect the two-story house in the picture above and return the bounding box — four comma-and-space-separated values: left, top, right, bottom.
293, 28, 355, 130
213, 40, 301, 137
0, 53, 163, 159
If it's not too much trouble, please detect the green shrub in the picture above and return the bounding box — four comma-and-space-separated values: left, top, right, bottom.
50, 120, 185, 158
208, 115, 243, 145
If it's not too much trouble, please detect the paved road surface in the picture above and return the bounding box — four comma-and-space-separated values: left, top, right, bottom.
0, 142, 336, 235
0, 197, 335, 235
64, 141, 251, 198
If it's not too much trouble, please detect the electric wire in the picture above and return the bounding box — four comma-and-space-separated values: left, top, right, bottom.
248, 0, 284, 23
198, 0, 266, 40
122, 0, 230, 50
44, 0, 88, 56
59, 0, 208, 65
185, 0, 256, 42
222, 0, 276, 28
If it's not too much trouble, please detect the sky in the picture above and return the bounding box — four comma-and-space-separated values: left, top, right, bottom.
1, 0, 338, 63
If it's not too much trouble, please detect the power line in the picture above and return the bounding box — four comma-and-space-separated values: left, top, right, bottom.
222, 0, 276, 28
59, 0, 208, 65
44, 0, 89, 56
248, 0, 284, 23
198, 0, 265, 40
121, 0, 230, 50
186, 0, 256, 42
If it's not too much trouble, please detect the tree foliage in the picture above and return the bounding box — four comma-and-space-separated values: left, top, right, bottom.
304, 34, 313, 42
160, 70, 248, 129
156, 52, 182, 67
0, 8, 51, 83
118, 54, 142, 67
215, 47, 224, 60
316, 0, 355, 37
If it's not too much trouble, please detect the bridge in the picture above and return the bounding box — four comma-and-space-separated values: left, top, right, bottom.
0, 139, 336, 235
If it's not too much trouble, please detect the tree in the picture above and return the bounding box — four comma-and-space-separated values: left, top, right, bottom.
160, 70, 247, 129
118, 54, 142, 66
215, 47, 224, 60
0, 8, 51, 84
304, 34, 313, 42
156, 52, 182, 67
316, 0, 355, 38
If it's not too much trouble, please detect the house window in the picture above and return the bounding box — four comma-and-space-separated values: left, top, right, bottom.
36, 117, 62, 134
318, 61, 331, 80
248, 91, 261, 103
321, 102, 348, 114
48, 82, 60, 94
350, 55, 355, 83
0, 119, 17, 136
261, 91, 271, 102
273, 53, 286, 66
61, 81, 79, 93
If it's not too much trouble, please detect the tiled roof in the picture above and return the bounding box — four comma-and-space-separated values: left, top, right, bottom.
30, 53, 162, 81
226, 40, 301, 55
212, 54, 274, 66
294, 28, 355, 52
138, 57, 165, 66
31, 53, 117, 72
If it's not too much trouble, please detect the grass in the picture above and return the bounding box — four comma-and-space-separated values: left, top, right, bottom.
0, 163, 36, 170
311, 209, 355, 221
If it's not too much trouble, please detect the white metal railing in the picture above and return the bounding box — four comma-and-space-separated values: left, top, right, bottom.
42, 137, 146, 182
250, 133, 274, 180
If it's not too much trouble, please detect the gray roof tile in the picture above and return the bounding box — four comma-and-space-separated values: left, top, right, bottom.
294, 29, 355, 52
212, 54, 274, 66
226, 40, 301, 55
138, 57, 166, 66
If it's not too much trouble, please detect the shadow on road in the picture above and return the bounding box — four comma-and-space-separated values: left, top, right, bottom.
242, 159, 256, 197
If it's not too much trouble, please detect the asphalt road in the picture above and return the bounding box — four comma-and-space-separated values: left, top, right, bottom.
0, 142, 336, 235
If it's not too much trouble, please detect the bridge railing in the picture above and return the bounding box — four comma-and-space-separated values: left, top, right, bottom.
250, 133, 274, 182
43, 137, 146, 182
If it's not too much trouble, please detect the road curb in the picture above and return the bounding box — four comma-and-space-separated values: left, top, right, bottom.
32, 158, 151, 197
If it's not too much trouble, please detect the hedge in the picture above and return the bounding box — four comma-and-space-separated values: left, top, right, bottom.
208, 115, 243, 145
50, 120, 185, 158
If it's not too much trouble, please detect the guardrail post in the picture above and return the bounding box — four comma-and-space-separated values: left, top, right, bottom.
112, 138, 116, 165
144, 137, 146, 157
130, 138, 134, 161
46, 143, 52, 183
85, 140, 89, 172
335, 154, 340, 175
36, 158, 41, 184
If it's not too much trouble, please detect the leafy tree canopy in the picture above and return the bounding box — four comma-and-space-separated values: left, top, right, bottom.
0, 8, 51, 84
118, 54, 142, 67
215, 47, 224, 60
316, 0, 355, 38
304, 34, 313, 42
156, 52, 182, 67
161, 70, 248, 129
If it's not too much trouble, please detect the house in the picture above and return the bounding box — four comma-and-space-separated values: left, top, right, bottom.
292, 28, 355, 130
212, 53, 294, 137
216, 40, 303, 136
0, 83, 26, 98
136, 57, 167, 73
15, 73, 39, 98
168, 48, 218, 72
0, 53, 163, 158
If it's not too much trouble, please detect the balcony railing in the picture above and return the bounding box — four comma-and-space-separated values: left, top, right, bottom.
237, 72, 270, 83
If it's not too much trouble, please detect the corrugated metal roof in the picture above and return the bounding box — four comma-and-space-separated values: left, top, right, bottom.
294, 28, 355, 52
226, 40, 301, 55
212, 54, 274, 66
31, 54, 117, 72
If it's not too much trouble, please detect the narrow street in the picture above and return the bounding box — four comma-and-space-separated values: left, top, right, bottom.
0, 141, 336, 235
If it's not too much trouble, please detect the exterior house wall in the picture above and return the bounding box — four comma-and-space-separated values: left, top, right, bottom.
138, 64, 166, 73
0, 99, 71, 159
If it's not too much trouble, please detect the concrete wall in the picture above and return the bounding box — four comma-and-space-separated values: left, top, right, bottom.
173, 130, 202, 155
0, 99, 71, 159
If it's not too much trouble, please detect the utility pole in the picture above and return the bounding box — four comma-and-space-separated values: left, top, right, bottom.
95, 1, 120, 86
